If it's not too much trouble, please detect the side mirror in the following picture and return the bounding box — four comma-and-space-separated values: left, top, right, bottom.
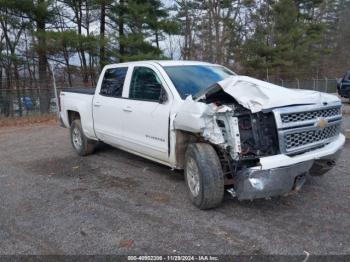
159, 88, 168, 104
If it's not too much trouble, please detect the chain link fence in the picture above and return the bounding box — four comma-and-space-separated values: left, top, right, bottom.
0, 73, 96, 118
0, 78, 339, 118
267, 78, 338, 93
0, 88, 58, 117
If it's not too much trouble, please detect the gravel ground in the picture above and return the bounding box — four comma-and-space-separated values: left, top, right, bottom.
0, 123, 349, 255
342, 98, 350, 116
341, 99, 350, 139
343, 118, 350, 132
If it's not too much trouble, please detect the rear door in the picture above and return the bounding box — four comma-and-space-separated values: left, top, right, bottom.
93, 66, 129, 145
120, 65, 172, 162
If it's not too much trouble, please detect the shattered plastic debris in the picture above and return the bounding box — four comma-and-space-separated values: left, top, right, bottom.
201, 109, 225, 144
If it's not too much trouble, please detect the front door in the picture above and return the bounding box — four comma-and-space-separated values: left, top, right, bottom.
120, 66, 172, 162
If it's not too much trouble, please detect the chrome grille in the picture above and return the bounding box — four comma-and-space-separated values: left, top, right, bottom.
284, 123, 341, 150
273, 103, 342, 155
281, 107, 341, 123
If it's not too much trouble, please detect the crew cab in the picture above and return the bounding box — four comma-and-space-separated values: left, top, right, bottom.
337, 70, 350, 100
59, 61, 345, 209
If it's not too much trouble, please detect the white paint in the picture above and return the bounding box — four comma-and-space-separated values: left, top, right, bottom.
59, 60, 344, 171
254, 134, 345, 170
217, 76, 340, 113
173, 97, 225, 145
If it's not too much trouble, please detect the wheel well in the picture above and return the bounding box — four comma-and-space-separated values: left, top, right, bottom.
175, 130, 198, 169
175, 131, 233, 185
68, 110, 80, 126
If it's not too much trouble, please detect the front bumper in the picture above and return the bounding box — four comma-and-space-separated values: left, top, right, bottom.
234, 161, 313, 200
234, 134, 345, 200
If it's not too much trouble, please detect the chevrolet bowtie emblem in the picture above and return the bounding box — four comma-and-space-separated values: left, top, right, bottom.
315, 118, 328, 129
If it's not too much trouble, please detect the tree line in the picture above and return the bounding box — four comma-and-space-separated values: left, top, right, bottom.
0, 0, 349, 114
177, 0, 350, 79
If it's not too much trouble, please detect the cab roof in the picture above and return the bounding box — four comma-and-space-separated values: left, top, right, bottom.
105, 60, 217, 68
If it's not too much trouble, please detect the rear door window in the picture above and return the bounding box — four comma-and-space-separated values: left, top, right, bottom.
100, 67, 128, 97
129, 67, 163, 102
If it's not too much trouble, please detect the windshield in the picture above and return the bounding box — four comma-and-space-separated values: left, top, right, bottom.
163, 65, 235, 99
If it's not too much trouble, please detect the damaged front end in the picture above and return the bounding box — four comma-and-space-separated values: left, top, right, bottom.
173, 76, 344, 201
173, 94, 286, 200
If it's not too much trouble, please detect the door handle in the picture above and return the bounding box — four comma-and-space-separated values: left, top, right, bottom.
123, 106, 133, 112
94, 102, 102, 107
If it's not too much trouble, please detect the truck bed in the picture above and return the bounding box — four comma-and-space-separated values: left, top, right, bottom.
59, 89, 96, 139
61, 88, 95, 95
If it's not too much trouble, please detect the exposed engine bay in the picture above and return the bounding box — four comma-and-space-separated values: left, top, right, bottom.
216, 104, 279, 160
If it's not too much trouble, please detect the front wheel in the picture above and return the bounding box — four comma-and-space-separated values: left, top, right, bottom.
70, 119, 97, 156
184, 143, 224, 210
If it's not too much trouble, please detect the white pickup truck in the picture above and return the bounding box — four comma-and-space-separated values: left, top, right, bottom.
59, 60, 345, 209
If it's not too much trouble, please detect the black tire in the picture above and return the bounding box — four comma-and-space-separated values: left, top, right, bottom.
184, 143, 224, 210
70, 119, 97, 156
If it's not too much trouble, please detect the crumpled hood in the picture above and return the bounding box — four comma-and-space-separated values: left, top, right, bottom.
215, 76, 340, 113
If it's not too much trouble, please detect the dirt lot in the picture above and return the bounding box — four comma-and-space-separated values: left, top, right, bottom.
0, 123, 349, 255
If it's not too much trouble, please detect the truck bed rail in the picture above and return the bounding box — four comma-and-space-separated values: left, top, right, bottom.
61, 88, 95, 95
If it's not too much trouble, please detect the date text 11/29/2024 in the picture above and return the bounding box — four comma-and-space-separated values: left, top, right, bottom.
127, 255, 219, 261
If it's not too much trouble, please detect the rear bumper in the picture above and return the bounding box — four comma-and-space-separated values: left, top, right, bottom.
234, 135, 344, 200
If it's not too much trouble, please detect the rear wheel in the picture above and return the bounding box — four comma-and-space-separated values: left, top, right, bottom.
70, 119, 97, 156
184, 143, 224, 209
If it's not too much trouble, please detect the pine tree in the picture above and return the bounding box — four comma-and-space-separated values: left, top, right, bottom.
110, 0, 178, 62
241, 0, 327, 79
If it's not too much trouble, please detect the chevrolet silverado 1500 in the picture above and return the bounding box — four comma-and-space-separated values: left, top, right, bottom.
59, 61, 345, 209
